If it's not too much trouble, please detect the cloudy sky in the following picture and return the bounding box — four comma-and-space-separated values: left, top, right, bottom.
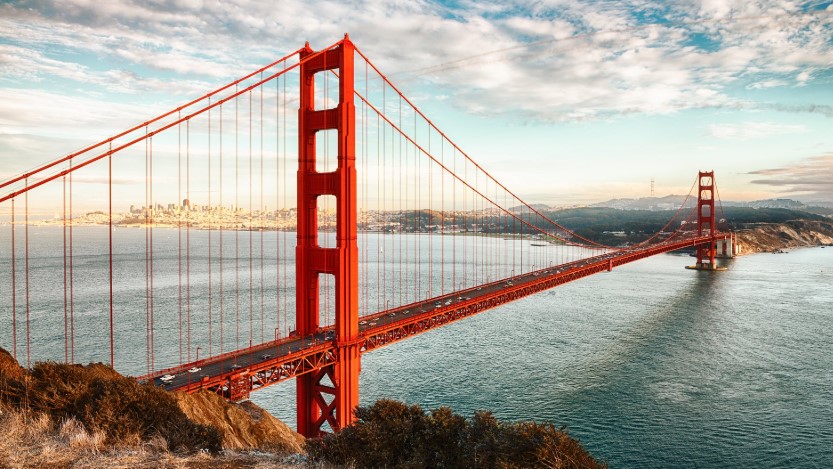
1, 0, 832, 206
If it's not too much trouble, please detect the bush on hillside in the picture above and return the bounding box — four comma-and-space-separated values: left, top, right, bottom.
306, 399, 605, 468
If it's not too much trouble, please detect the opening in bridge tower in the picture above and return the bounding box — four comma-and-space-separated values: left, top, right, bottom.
296, 35, 359, 437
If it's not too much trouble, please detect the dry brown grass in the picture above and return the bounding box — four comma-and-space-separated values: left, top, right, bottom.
0, 348, 323, 468
0, 349, 222, 453
0, 404, 307, 468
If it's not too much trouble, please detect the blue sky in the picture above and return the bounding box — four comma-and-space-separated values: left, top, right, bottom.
1, 0, 832, 206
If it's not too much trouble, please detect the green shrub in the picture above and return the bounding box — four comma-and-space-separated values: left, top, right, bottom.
307, 399, 605, 468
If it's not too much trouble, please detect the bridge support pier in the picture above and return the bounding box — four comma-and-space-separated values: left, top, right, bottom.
716, 233, 738, 258
296, 36, 360, 437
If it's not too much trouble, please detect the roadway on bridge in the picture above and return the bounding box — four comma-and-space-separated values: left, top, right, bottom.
152, 244, 631, 390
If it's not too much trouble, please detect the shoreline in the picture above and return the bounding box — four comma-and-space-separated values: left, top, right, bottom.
734, 219, 833, 255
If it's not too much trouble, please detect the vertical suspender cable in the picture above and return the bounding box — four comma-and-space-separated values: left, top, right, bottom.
281, 66, 289, 334
109, 142, 114, 367
11, 198, 15, 361
25, 179, 29, 368
150, 135, 155, 372
69, 160, 74, 363
187, 120, 191, 362
381, 82, 386, 311
235, 86, 240, 351
219, 103, 224, 353
249, 90, 253, 346
208, 98, 214, 356
63, 177, 67, 363
415, 103, 419, 303
428, 124, 432, 298
390, 96, 405, 306
275, 73, 283, 340
178, 113, 183, 365
282, 66, 287, 336
376, 99, 380, 312
363, 60, 368, 314
258, 75, 265, 341
462, 154, 466, 289
394, 102, 398, 308
399, 96, 403, 308
440, 138, 444, 295
145, 130, 150, 374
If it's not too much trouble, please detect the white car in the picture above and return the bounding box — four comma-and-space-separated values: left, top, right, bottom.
160, 374, 175, 382
188, 367, 201, 373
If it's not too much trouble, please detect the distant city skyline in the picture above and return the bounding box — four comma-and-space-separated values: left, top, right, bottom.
1, 1, 832, 208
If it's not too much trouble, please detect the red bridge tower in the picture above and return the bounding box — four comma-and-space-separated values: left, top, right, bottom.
296, 36, 360, 436
691, 170, 720, 270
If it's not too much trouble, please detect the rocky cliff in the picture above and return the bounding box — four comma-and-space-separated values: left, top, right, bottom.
735, 220, 833, 254
174, 390, 304, 453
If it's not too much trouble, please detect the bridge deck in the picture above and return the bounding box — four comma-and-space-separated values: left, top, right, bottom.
142, 233, 727, 398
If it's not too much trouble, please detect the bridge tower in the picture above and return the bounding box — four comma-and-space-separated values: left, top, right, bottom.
693, 170, 718, 270
296, 36, 360, 437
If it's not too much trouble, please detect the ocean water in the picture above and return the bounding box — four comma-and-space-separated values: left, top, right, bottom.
252, 246, 833, 468
1, 227, 831, 467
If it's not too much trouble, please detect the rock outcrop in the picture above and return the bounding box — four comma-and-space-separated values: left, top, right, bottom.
174, 390, 304, 453
735, 220, 833, 254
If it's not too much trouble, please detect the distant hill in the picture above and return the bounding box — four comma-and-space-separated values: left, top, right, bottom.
508, 203, 555, 213
543, 205, 825, 246
590, 195, 691, 211
591, 196, 833, 217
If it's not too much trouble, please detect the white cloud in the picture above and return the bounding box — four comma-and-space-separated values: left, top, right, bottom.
0, 0, 831, 123
748, 153, 833, 202
707, 121, 807, 140
747, 79, 788, 89
0, 88, 162, 133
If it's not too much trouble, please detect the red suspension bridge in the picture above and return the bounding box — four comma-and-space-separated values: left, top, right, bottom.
0, 36, 734, 437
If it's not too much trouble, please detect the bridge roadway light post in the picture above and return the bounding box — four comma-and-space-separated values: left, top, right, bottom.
296, 35, 360, 437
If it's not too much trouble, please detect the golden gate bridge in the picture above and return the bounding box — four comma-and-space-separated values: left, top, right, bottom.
0, 35, 734, 437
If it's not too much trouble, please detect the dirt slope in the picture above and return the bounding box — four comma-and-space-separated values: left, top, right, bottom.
174, 390, 304, 453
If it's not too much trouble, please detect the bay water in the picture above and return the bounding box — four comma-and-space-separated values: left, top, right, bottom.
1, 226, 831, 467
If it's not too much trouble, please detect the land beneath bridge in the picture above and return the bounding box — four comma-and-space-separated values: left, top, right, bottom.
0, 348, 604, 468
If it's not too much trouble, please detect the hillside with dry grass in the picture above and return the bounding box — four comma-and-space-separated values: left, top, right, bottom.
0, 348, 304, 468
1, 349, 605, 468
